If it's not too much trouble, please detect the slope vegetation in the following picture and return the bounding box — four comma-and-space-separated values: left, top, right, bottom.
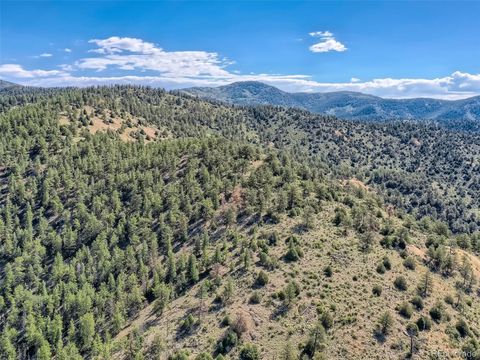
0, 86, 479, 360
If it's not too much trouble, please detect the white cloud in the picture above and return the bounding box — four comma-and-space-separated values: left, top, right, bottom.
7, 70, 480, 100
64, 48, 72, 53
0, 64, 68, 78
77, 36, 231, 78
1, 36, 479, 100
308, 31, 347, 53
39, 53, 53, 57
309, 31, 333, 38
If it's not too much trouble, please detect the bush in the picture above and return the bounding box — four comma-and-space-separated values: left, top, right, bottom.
195, 353, 213, 360
216, 330, 238, 354
403, 256, 416, 270
376, 311, 394, 336
255, 271, 269, 287
455, 319, 470, 338
410, 295, 424, 310
239, 344, 260, 360
249, 291, 262, 304
320, 312, 334, 330
179, 314, 198, 334
444, 294, 454, 306
372, 285, 382, 296
221, 315, 232, 327
324, 265, 333, 277
416, 316, 432, 331
429, 302, 445, 323
383, 256, 392, 270
169, 350, 189, 360
376, 263, 386, 274
397, 302, 413, 318
394, 276, 408, 291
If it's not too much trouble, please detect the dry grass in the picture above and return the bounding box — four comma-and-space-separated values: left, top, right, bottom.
110, 201, 480, 359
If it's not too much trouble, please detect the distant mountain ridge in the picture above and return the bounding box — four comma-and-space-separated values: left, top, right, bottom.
0, 79, 23, 91
182, 81, 480, 131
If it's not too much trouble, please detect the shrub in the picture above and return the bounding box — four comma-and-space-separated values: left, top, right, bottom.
249, 291, 262, 304
394, 276, 408, 291
324, 265, 333, 277
255, 271, 269, 287
375, 311, 394, 336
239, 344, 260, 360
216, 330, 238, 354
303, 323, 326, 357
372, 285, 382, 296
221, 315, 232, 327
179, 314, 198, 334
403, 256, 416, 270
416, 316, 432, 331
383, 256, 392, 270
444, 294, 454, 306
410, 295, 424, 310
285, 246, 300, 262
429, 302, 445, 323
376, 263, 386, 274
169, 350, 189, 360
455, 319, 470, 338
195, 353, 213, 360
320, 312, 334, 330
397, 302, 413, 318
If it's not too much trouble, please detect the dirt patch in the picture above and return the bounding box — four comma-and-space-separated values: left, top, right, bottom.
343, 178, 369, 191
411, 137, 422, 147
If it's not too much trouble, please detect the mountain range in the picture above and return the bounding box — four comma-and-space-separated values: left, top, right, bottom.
182, 81, 480, 131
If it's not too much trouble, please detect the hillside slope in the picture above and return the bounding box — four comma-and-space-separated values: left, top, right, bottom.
0, 86, 479, 360
182, 81, 480, 131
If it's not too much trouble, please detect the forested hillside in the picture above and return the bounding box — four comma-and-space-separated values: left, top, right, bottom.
0, 86, 479, 359
182, 81, 480, 132
3, 85, 479, 233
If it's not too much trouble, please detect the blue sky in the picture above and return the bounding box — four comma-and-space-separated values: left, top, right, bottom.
0, 1, 479, 99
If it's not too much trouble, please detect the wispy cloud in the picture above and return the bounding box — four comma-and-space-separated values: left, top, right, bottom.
77, 36, 232, 78
1, 36, 480, 99
64, 48, 72, 53
308, 31, 347, 53
0, 64, 67, 78
39, 53, 53, 58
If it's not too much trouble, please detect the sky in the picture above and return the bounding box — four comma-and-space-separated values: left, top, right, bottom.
0, 1, 479, 99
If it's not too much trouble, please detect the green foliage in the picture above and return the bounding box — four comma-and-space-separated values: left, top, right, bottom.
249, 291, 262, 304
394, 276, 408, 291
1, 83, 478, 358
416, 316, 432, 331
284, 236, 303, 262
239, 343, 260, 360
216, 330, 238, 354
255, 270, 269, 287
376, 312, 394, 337
410, 295, 424, 310
169, 350, 189, 360
429, 302, 446, 323
403, 256, 416, 270
195, 353, 214, 360
397, 302, 413, 319
323, 265, 333, 278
